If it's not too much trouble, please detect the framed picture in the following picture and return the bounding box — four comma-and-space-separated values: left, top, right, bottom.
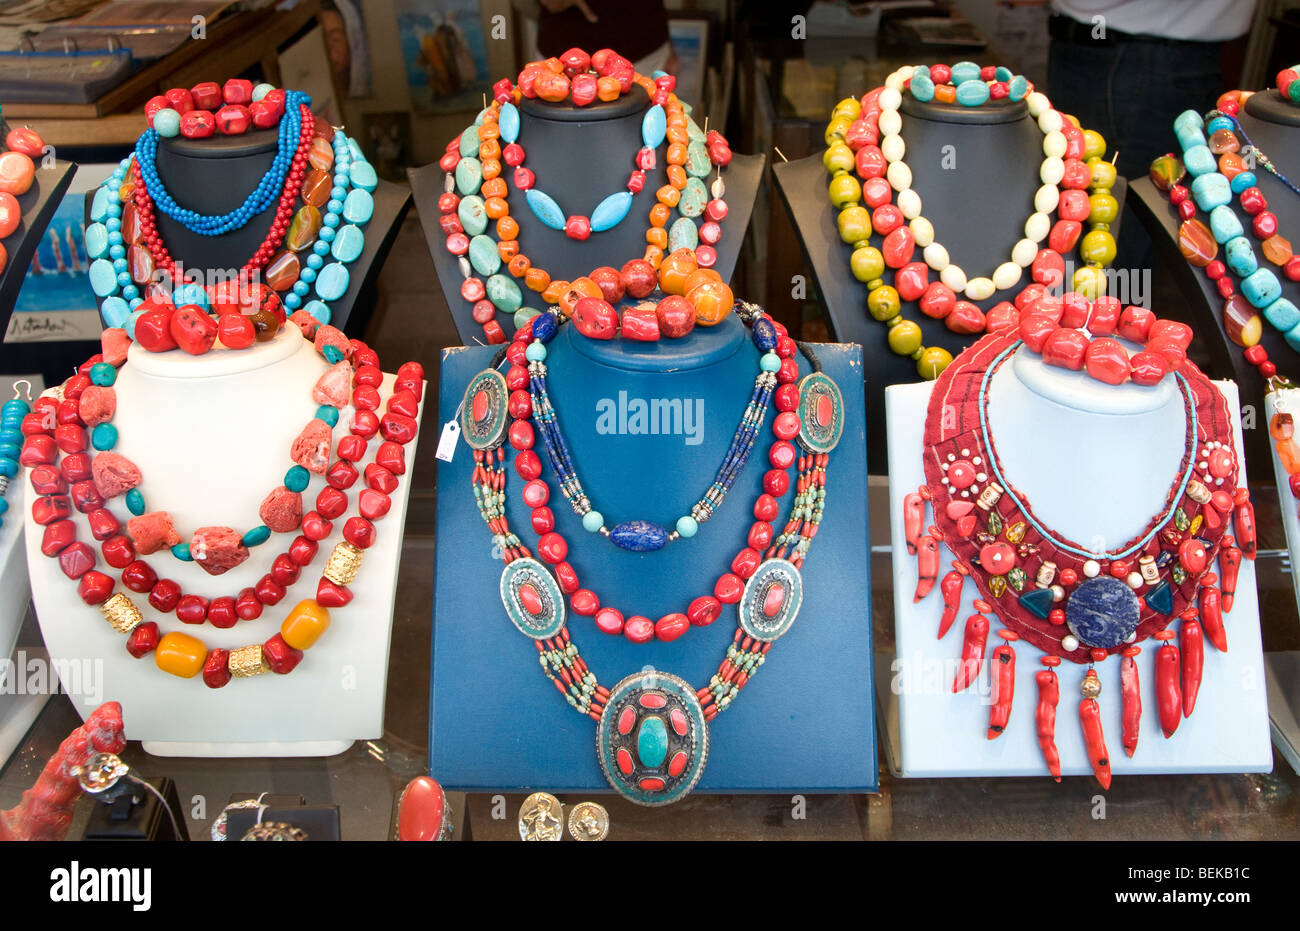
393, 0, 490, 114
669, 15, 710, 110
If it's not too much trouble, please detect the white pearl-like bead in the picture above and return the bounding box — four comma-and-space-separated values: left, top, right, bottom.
881, 133, 906, 162
1011, 237, 1038, 267
1025, 211, 1051, 243
965, 276, 996, 301
910, 216, 934, 247
991, 262, 1022, 292
1061, 634, 1079, 652
878, 108, 902, 136
923, 241, 950, 270
1083, 559, 1101, 578
1034, 183, 1060, 214
879, 86, 902, 109
940, 263, 968, 292
1026, 91, 1051, 117
896, 188, 922, 219
1042, 130, 1067, 158
1127, 572, 1144, 589
1038, 109, 1064, 134
886, 160, 912, 192
1040, 156, 1065, 186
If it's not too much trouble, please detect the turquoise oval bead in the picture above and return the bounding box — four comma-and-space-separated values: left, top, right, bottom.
85, 223, 109, 259
242, 525, 271, 547
582, 510, 604, 532
458, 195, 488, 236
314, 262, 350, 301
468, 235, 501, 275
304, 300, 331, 325
637, 716, 668, 768
687, 117, 706, 142
667, 216, 699, 253
91, 423, 118, 450
1242, 268, 1282, 309
252, 83, 274, 102
330, 224, 365, 263
524, 189, 564, 230
343, 189, 374, 224
1208, 205, 1243, 244
90, 187, 110, 222
125, 489, 145, 516
454, 157, 482, 196
909, 70, 935, 102
677, 177, 707, 218
955, 79, 990, 107
323, 345, 344, 364
951, 61, 980, 84
685, 141, 711, 178
1175, 125, 1207, 154
499, 102, 520, 144
1224, 237, 1258, 278
89, 259, 118, 297
590, 191, 633, 232
172, 282, 209, 309
124, 310, 145, 341
487, 273, 522, 312
458, 125, 480, 158
995, 66, 1013, 82
1264, 296, 1300, 331
1008, 74, 1028, 100
171, 543, 192, 561
89, 362, 116, 386
1190, 173, 1230, 211
676, 515, 698, 538
285, 465, 310, 492
1230, 171, 1256, 193
153, 109, 180, 137
349, 160, 377, 192
642, 103, 667, 148
100, 296, 131, 328
514, 306, 541, 328
1182, 144, 1216, 177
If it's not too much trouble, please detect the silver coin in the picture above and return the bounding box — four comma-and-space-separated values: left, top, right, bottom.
518, 792, 563, 841
567, 801, 610, 841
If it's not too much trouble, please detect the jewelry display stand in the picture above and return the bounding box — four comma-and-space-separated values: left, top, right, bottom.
883, 349, 1270, 777
82, 128, 410, 338
409, 86, 764, 345
0, 159, 76, 338
1129, 90, 1299, 466
1262, 387, 1300, 772
431, 317, 876, 794
773, 95, 1127, 471
25, 327, 424, 758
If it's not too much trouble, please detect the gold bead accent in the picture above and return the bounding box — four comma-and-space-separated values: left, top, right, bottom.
99, 593, 142, 633
228, 645, 270, 678
1081, 672, 1102, 700
323, 541, 363, 586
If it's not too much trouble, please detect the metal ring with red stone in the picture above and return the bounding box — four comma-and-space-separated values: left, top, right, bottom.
460, 368, 510, 450
596, 670, 708, 806
500, 557, 566, 639
795, 372, 844, 454
737, 558, 803, 642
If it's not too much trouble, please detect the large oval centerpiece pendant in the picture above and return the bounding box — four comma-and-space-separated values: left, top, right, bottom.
460, 369, 510, 450
1065, 576, 1141, 649
500, 557, 566, 639
738, 558, 803, 642
796, 372, 845, 453
597, 671, 709, 806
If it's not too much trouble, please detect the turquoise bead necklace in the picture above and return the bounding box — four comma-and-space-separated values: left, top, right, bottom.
0, 390, 29, 529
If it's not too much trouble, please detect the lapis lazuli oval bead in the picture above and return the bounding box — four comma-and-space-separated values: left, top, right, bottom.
342, 189, 374, 224
88, 259, 118, 297
642, 103, 667, 148
314, 263, 350, 301
752, 316, 778, 351
609, 520, 669, 552
100, 296, 131, 329
590, 191, 633, 232
84, 223, 109, 259
525, 189, 565, 230
531, 312, 558, 343
499, 102, 520, 144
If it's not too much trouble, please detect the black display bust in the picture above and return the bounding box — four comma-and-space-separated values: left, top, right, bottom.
774, 93, 1127, 473
1129, 88, 1300, 467
84, 126, 410, 336
411, 88, 763, 344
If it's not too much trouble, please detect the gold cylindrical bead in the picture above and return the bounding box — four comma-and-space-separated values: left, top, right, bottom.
323, 541, 363, 586
228, 645, 270, 678
99, 592, 142, 633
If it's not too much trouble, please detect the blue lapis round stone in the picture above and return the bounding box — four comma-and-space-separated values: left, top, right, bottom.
609, 520, 669, 552
1064, 576, 1140, 648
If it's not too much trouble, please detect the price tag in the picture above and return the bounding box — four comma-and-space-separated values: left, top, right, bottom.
435, 420, 460, 462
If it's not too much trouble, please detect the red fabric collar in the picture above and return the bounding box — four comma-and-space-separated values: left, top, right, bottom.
922, 332, 1238, 662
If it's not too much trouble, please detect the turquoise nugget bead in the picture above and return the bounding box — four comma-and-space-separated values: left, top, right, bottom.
100, 297, 130, 329
1208, 205, 1243, 243
91, 423, 117, 450
323, 344, 345, 364
316, 405, 339, 427
458, 125, 480, 158
1182, 145, 1215, 177
89, 260, 117, 297
171, 543, 192, 561
525, 342, 547, 362
285, 465, 311, 492
126, 488, 146, 515
84, 223, 109, 259
1243, 268, 1282, 309
1190, 173, 1230, 211
242, 525, 272, 547
1224, 237, 1258, 277
1286, 321, 1300, 353
1173, 109, 1203, 133
89, 362, 116, 386
1265, 296, 1300, 331
1175, 125, 1206, 153
1230, 171, 1256, 193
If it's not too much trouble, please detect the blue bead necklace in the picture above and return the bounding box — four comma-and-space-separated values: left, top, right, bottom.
133, 89, 308, 237
520, 306, 783, 552
0, 389, 30, 529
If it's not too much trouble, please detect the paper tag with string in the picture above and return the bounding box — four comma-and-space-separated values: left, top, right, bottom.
436, 420, 460, 462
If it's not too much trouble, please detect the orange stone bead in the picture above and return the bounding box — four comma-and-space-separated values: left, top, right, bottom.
496, 215, 519, 240
644, 245, 664, 267
543, 279, 570, 304
481, 178, 507, 199
1218, 152, 1244, 179
667, 126, 689, 145
479, 122, 500, 141
558, 277, 603, 317
658, 248, 699, 295
155, 632, 207, 678
935, 84, 957, 103
647, 227, 668, 248
481, 159, 501, 180
656, 185, 681, 208
497, 240, 519, 261
684, 268, 722, 294
667, 143, 688, 165
485, 197, 509, 219
525, 268, 551, 292
302, 169, 331, 207
649, 203, 672, 227
281, 599, 331, 650
667, 165, 687, 188
597, 76, 621, 101
478, 139, 501, 161
1262, 235, 1293, 266
508, 254, 530, 276
687, 279, 735, 326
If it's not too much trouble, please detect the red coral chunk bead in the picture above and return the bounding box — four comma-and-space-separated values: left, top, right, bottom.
148, 578, 182, 613
126, 622, 160, 658
203, 650, 232, 689
537, 532, 567, 564
316, 486, 348, 520
207, 596, 238, 629
715, 573, 744, 603
263, 633, 304, 674
58, 541, 96, 579
624, 616, 655, 643
688, 595, 722, 626
316, 577, 353, 608
40, 520, 77, 557
343, 516, 377, 549
121, 560, 158, 593
254, 574, 287, 606
77, 570, 114, 605
553, 561, 579, 593
359, 489, 392, 520
175, 595, 209, 624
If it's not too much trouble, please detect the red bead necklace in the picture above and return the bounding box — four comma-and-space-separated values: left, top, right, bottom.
1014, 300, 1194, 385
